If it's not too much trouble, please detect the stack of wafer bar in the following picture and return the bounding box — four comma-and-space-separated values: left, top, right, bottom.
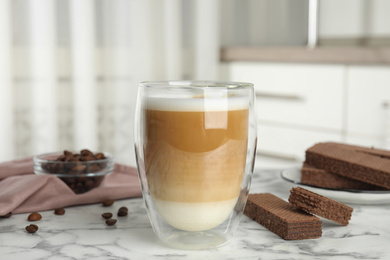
302, 142, 390, 190
244, 193, 322, 240
244, 189, 353, 240
301, 163, 384, 190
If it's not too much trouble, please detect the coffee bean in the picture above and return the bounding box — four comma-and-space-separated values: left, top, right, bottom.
73, 154, 82, 160
117, 207, 128, 217
63, 177, 76, 184
117, 210, 127, 217
105, 219, 117, 226
101, 212, 113, 219
94, 153, 106, 160
65, 157, 78, 162
84, 180, 95, 189
1, 212, 12, 218
118, 206, 128, 212
71, 163, 86, 172
55, 163, 66, 173
43, 149, 109, 194
64, 157, 78, 169
80, 149, 93, 156
54, 208, 65, 215
87, 164, 101, 173
102, 200, 115, 207
25, 224, 39, 233
57, 155, 66, 161
28, 212, 42, 221
64, 150, 73, 156
80, 155, 95, 161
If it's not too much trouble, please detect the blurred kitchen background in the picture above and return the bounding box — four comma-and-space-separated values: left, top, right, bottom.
1, 0, 389, 168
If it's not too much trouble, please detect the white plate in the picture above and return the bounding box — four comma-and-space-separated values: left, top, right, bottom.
281, 168, 390, 205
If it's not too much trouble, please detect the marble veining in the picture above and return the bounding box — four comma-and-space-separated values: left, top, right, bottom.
1, 169, 390, 260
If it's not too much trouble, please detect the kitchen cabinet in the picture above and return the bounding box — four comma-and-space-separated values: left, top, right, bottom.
227, 63, 345, 130
346, 66, 390, 148
257, 124, 342, 168
221, 62, 390, 168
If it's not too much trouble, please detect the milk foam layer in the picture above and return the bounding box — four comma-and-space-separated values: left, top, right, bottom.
154, 198, 238, 231
145, 95, 249, 111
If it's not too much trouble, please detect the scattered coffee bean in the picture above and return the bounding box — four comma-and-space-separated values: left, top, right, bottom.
101, 212, 113, 219
117, 207, 128, 217
1, 212, 12, 218
54, 208, 65, 215
117, 210, 127, 217
105, 219, 117, 226
28, 212, 42, 221
118, 206, 128, 212
25, 224, 39, 233
102, 199, 115, 207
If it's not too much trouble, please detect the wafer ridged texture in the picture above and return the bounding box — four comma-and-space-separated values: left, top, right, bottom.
244, 193, 322, 240
305, 142, 390, 189
289, 187, 353, 226
301, 163, 384, 190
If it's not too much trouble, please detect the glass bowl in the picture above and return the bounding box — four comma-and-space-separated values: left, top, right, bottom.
34, 150, 114, 194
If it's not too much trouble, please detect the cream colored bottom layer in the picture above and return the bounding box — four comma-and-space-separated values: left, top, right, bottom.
153, 198, 238, 232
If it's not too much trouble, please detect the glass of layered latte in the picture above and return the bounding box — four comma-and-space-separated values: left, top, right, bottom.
134, 81, 257, 249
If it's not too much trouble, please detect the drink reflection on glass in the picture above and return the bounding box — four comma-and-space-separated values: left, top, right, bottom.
134, 81, 257, 249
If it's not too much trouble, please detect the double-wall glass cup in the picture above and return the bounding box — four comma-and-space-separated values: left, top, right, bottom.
134, 81, 257, 249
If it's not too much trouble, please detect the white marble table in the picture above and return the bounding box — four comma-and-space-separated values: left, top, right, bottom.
1, 169, 390, 260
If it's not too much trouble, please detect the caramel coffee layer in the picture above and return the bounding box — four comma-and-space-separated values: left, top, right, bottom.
144, 109, 248, 203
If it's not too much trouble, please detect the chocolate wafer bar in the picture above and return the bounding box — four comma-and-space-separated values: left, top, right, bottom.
289, 187, 353, 226
301, 163, 384, 190
244, 193, 322, 240
305, 142, 390, 189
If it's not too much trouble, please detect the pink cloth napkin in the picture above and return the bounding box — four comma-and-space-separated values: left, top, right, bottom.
0, 157, 142, 215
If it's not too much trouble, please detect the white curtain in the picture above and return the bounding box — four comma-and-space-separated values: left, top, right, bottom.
0, 0, 221, 166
